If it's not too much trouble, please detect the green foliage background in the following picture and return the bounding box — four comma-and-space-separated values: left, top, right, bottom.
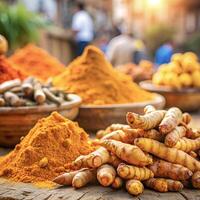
0, 3, 45, 51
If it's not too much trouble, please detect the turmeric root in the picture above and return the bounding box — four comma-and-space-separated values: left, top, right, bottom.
166, 179, 183, 191
134, 138, 200, 172
148, 159, 193, 181
0, 97, 5, 106
22, 82, 33, 97
117, 163, 154, 180
72, 169, 96, 188
101, 139, 152, 166
4, 92, 26, 107
186, 129, 200, 139
43, 88, 63, 105
144, 178, 168, 192
53, 168, 87, 185
189, 151, 198, 158
96, 130, 109, 139
159, 107, 182, 134
126, 180, 144, 196
73, 147, 110, 169
97, 164, 116, 186
108, 153, 122, 167
182, 113, 192, 125
33, 82, 46, 104
164, 126, 186, 147
144, 105, 156, 114
111, 176, 123, 189
0, 79, 21, 94
143, 129, 164, 142
173, 137, 200, 153
126, 110, 165, 130
102, 129, 143, 143
192, 171, 200, 189
96, 124, 130, 139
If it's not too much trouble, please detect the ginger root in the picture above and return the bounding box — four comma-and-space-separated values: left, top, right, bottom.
134, 138, 200, 172
192, 171, 200, 189
126, 110, 165, 130
164, 126, 186, 147
73, 147, 110, 169
72, 169, 96, 188
117, 163, 154, 180
159, 107, 182, 134
101, 139, 152, 166
144, 178, 168, 192
126, 179, 144, 196
97, 164, 116, 186
149, 159, 193, 181
173, 137, 200, 153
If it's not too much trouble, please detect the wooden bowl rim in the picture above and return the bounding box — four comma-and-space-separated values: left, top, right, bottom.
80, 94, 165, 109
139, 80, 200, 94
0, 94, 82, 114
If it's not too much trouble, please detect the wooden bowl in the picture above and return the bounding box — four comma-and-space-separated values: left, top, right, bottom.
76, 94, 165, 133
0, 94, 82, 147
140, 80, 200, 112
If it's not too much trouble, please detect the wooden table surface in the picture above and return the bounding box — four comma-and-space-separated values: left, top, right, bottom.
0, 111, 199, 200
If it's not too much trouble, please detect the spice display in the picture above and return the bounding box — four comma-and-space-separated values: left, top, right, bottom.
152, 52, 200, 88
0, 56, 25, 84
117, 60, 154, 82
0, 112, 94, 184
9, 44, 65, 81
0, 77, 70, 107
53, 45, 154, 105
53, 105, 200, 196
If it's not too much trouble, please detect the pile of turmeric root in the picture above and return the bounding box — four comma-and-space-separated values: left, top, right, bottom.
0, 77, 70, 107
53, 106, 200, 196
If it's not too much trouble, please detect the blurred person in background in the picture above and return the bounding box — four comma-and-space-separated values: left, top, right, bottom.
106, 29, 135, 66
155, 41, 174, 66
72, 2, 94, 56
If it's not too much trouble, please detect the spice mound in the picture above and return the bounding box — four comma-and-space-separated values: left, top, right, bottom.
0, 55, 25, 84
9, 44, 65, 81
0, 112, 94, 184
53, 45, 154, 105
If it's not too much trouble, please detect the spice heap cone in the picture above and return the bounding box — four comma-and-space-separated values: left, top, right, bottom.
0, 55, 25, 84
0, 112, 94, 184
53, 45, 154, 105
9, 44, 65, 81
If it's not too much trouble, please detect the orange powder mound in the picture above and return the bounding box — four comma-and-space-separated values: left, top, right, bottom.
0, 55, 25, 84
0, 112, 94, 184
9, 44, 65, 81
53, 45, 154, 105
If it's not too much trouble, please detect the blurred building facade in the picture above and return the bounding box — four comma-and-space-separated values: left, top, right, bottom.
112, 0, 200, 43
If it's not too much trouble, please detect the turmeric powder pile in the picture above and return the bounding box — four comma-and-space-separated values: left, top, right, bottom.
53, 45, 154, 105
0, 112, 94, 185
0, 56, 25, 84
9, 44, 65, 82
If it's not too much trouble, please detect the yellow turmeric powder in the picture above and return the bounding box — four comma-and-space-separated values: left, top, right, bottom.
9, 44, 65, 81
53, 45, 154, 105
0, 112, 94, 185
